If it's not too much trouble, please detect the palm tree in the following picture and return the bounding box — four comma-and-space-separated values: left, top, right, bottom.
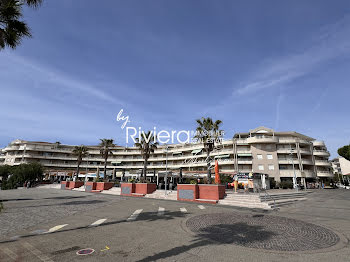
72, 145, 88, 180
194, 117, 223, 183
0, 0, 43, 50
135, 131, 158, 179
99, 139, 115, 180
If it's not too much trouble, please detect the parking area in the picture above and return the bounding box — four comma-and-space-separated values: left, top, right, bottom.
0, 188, 349, 261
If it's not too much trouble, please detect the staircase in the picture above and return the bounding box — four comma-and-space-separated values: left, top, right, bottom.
219, 193, 271, 209
219, 191, 311, 210
144, 190, 177, 200
259, 191, 309, 208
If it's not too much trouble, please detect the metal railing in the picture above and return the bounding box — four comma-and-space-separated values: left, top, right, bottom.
257, 187, 276, 210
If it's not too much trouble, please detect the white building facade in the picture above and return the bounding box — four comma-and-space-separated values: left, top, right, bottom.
0, 127, 333, 183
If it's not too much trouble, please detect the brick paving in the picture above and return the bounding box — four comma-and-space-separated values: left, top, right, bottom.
186, 212, 340, 251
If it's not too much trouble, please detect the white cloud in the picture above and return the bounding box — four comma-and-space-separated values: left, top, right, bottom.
1, 52, 122, 104
234, 15, 350, 95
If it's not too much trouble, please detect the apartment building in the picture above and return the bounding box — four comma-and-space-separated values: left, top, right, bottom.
331, 157, 350, 176
0, 127, 333, 183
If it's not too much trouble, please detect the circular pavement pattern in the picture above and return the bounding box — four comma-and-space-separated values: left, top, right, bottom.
186, 213, 340, 252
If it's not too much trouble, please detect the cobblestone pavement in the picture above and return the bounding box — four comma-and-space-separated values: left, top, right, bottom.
186, 213, 340, 251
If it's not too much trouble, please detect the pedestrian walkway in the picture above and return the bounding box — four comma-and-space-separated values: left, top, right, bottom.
3, 204, 207, 243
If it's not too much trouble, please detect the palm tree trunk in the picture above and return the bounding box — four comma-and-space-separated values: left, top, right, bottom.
104, 155, 108, 180
207, 150, 211, 184
76, 163, 80, 181
143, 158, 148, 179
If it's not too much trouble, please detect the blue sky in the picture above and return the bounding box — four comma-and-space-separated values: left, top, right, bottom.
1, 0, 350, 157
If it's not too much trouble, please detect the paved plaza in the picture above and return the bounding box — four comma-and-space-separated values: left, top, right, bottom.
0, 188, 349, 261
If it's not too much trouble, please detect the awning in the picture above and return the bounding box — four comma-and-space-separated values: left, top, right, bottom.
214, 154, 230, 159
111, 161, 122, 166
191, 149, 202, 154
237, 153, 252, 157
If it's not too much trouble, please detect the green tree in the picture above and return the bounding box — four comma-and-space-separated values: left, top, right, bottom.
338, 145, 350, 161
194, 117, 223, 183
135, 131, 158, 179
99, 139, 115, 180
0, 0, 43, 50
0, 164, 12, 180
1, 162, 43, 190
72, 145, 88, 180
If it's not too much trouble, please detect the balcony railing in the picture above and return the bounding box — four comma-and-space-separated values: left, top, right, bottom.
247, 136, 279, 144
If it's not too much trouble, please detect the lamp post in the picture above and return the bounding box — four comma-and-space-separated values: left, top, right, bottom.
289, 145, 298, 192
164, 145, 169, 196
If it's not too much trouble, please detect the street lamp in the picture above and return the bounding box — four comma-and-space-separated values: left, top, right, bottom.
164, 145, 169, 196
289, 145, 298, 192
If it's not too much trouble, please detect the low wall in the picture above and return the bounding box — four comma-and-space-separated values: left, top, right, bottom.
96, 182, 115, 191
85, 182, 96, 192
198, 184, 225, 200
135, 183, 157, 195
121, 183, 135, 196
60, 181, 69, 189
177, 184, 198, 201
68, 181, 84, 189
177, 184, 225, 202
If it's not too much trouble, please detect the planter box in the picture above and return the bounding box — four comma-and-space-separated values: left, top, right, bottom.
68, 181, 84, 189
135, 183, 157, 195
177, 184, 225, 203
198, 184, 225, 200
85, 181, 96, 192
121, 183, 135, 196
177, 184, 198, 201
61, 181, 69, 189
95, 182, 115, 191
120, 183, 157, 196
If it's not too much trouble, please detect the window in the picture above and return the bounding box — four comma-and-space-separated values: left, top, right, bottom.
268, 164, 274, 170
267, 154, 273, 160
257, 154, 263, 159
258, 165, 264, 170
266, 144, 272, 150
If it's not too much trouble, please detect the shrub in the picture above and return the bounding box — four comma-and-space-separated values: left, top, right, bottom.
280, 180, 293, 189
190, 180, 197, 184
269, 178, 277, 189
128, 178, 136, 183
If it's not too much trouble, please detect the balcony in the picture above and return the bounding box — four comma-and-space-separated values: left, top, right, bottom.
315, 160, 331, 167
278, 159, 300, 165
277, 148, 311, 155
317, 171, 334, 177
278, 138, 310, 144
279, 170, 316, 178
313, 141, 325, 147
237, 160, 253, 164
302, 159, 314, 165
235, 139, 249, 145
247, 136, 279, 144
313, 150, 330, 157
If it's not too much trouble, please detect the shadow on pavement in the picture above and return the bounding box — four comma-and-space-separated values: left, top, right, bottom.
61, 200, 105, 205
0, 210, 189, 244
43, 196, 87, 200
137, 223, 276, 262
0, 198, 34, 202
